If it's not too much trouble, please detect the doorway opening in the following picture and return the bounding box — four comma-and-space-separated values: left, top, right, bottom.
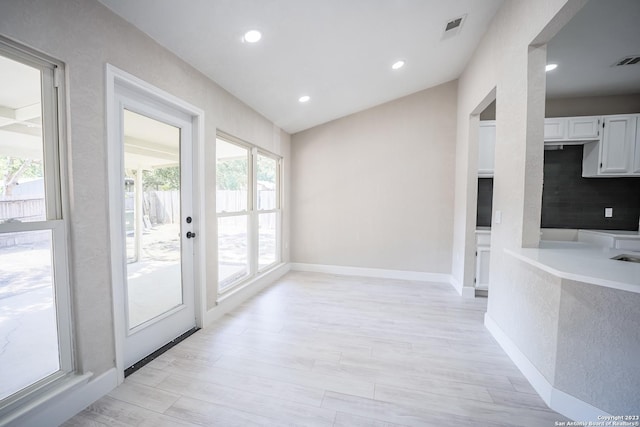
472, 92, 497, 298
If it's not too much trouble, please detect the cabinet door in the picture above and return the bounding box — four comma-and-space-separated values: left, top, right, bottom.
544, 118, 567, 140
478, 122, 495, 177
600, 116, 636, 174
568, 116, 600, 139
634, 117, 640, 174
475, 247, 491, 290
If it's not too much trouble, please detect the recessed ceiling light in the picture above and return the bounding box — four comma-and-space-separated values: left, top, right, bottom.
243, 30, 262, 43
298, 95, 310, 103
392, 60, 405, 70
545, 63, 558, 72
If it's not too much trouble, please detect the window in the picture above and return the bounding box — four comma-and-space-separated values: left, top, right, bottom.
257, 153, 278, 269
0, 38, 73, 411
216, 134, 281, 292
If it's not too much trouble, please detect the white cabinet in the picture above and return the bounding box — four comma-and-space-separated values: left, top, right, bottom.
634, 120, 640, 174
478, 121, 495, 177
476, 247, 491, 290
568, 116, 601, 139
583, 114, 639, 177
544, 116, 601, 142
479, 114, 639, 177
544, 118, 567, 140
475, 230, 491, 291
600, 115, 636, 174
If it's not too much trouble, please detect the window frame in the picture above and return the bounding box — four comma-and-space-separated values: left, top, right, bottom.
215, 132, 282, 294
255, 150, 281, 273
216, 134, 252, 290
0, 36, 74, 414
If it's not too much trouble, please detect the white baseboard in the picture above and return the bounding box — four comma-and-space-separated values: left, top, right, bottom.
484, 313, 610, 421
449, 275, 477, 298
461, 286, 476, 298
3, 368, 117, 427
449, 275, 463, 295
290, 263, 452, 284
204, 263, 290, 326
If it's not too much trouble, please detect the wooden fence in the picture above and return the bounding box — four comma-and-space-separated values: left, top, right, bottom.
0, 197, 45, 223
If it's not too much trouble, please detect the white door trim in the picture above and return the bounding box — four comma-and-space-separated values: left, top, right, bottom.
105, 64, 206, 383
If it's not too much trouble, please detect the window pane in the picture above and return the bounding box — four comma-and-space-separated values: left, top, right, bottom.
258, 212, 278, 270
0, 230, 59, 400
123, 110, 183, 329
0, 55, 45, 223
216, 139, 248, 213
257, 154, 277, 210
218, 215, 248, 290
124, 174, 136, 262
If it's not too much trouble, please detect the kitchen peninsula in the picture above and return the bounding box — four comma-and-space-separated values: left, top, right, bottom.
485, 236, 640, 418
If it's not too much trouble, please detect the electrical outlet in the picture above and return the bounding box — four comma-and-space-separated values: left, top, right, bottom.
605, 207, 613, 218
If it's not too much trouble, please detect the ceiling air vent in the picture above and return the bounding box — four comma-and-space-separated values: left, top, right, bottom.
613, 55, 640, 67
442, 14, 466, 40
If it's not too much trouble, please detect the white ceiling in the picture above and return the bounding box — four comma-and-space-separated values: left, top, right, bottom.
0, 55, 42, 159
546, 0, 640, 98
97, 0, 503, 134
123, 109, 180, 170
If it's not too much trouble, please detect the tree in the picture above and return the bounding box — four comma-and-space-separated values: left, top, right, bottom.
216, 158, 248, 190
1, 156, 43, 196
257, 155, 276, 183
142, 167, 180, 191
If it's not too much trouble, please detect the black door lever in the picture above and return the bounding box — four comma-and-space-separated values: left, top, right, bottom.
186, 231, 196, 239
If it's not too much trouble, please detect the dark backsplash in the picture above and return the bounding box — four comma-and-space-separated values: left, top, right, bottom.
542, 145, 640, 229
476, 146, 640, 230
477, 178, 493, 227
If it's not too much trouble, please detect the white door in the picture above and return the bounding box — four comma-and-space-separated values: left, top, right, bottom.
113, 87, 197, 370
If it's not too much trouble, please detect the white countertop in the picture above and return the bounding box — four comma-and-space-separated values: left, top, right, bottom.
506, 241, 640, 294
578, 229, 640, 239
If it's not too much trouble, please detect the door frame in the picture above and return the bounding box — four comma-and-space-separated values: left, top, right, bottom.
106, 64, 206, 383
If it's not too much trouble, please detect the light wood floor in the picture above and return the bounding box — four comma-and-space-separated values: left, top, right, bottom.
65, 272, 568, 426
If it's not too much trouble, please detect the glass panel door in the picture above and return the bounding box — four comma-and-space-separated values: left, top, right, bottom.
111, 73, 196, 372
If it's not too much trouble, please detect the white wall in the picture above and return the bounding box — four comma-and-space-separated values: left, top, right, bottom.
0, 0, 290, 417
291, 81, 457, 275
555, 280, 640, 415
451, 0, 588, 294
450, 0, 640, 417
480, 93, 640, 119
545, 93, 640, 117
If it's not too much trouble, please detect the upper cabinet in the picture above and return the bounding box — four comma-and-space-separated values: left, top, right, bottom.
544, 118, 566, 140
583, 114, 639, 177
600, 116, 636, 174
568, 116, 601, 139
478, 120, 495, 177
544, 116, 601, 142
478, 114, 640, 178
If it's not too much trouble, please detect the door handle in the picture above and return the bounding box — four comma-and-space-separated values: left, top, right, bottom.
186, 231, 196, 239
